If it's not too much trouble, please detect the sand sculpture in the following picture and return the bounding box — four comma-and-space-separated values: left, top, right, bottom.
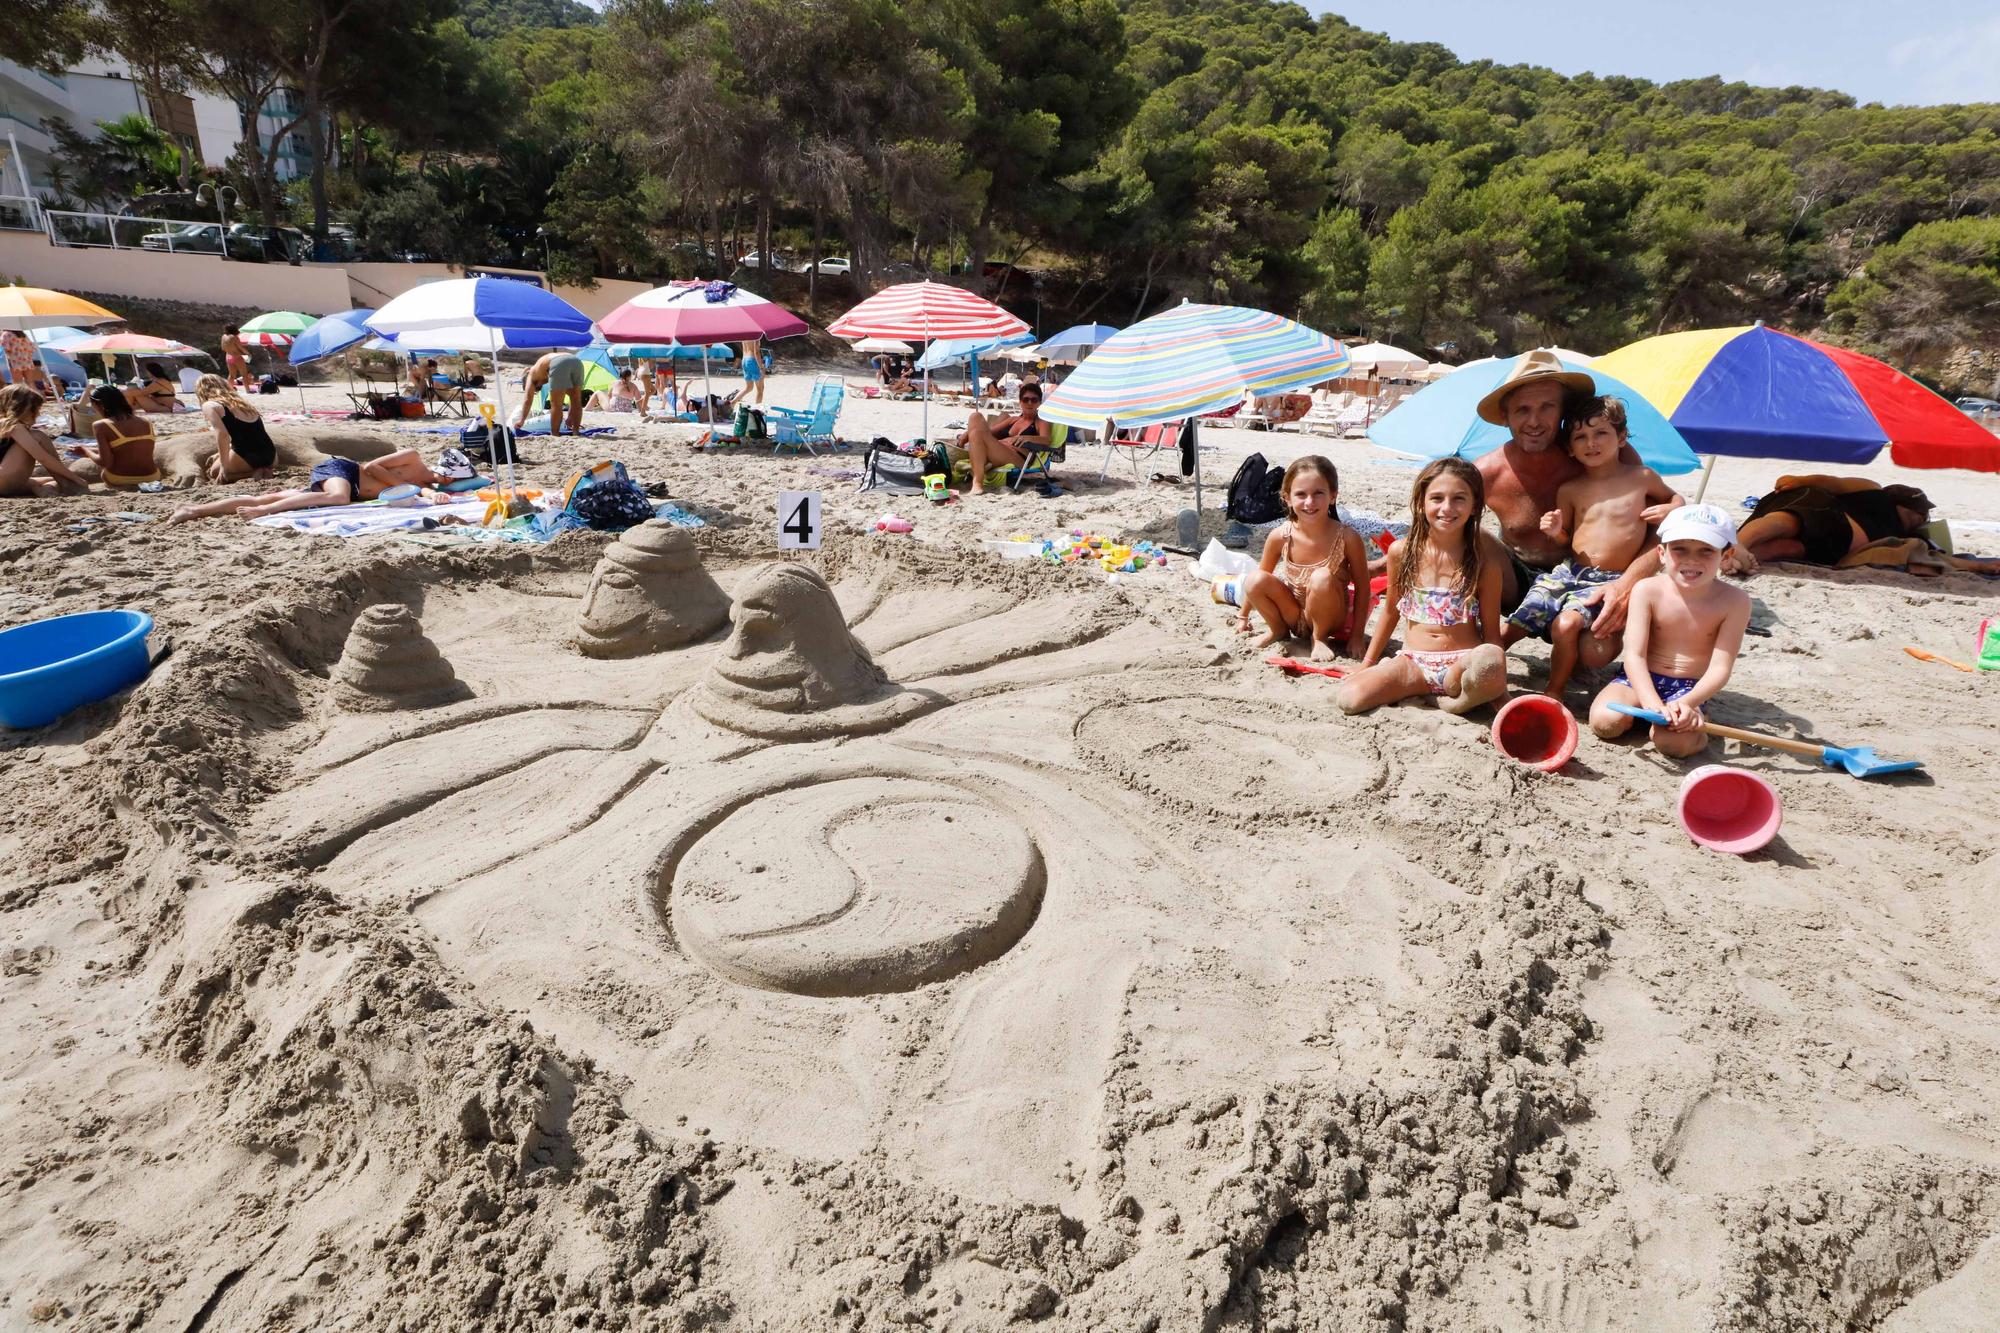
328, 604, 466, 712
573, 521, 730, 658
689, 562, 936, 738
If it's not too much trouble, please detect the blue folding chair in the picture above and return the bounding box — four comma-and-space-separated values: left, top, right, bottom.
768, 375, 844, 454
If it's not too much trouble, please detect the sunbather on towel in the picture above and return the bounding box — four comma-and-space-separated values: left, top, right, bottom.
1728, 477, 1935, 573
0, 386, 90, 496
170, 448, 442, 521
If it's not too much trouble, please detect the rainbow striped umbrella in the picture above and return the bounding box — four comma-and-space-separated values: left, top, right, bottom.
1042, 302, 1350, 517
1592, 324, 2000, 474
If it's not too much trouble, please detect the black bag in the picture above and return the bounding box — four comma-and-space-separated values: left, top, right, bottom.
460, 420, 520, 466
257, 374, 278, 395
860, 439, 931, 493
1226, 451, 1284, 524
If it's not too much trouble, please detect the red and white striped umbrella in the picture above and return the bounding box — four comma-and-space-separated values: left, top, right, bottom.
599, 280, 808, 344
826, 281, 1028, 343
236, 331, 294, 348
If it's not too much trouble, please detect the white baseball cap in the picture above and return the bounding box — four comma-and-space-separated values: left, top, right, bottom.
1657, 503, 1737, 550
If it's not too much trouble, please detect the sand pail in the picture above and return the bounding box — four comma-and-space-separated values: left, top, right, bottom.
1676, 765, 1781, 855
1490, 694, 1578, 772
1210, 575, 1243, 607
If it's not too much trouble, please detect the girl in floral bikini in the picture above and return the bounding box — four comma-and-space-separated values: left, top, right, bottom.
1237, 455, 1371, 660
1338, 456, 1508, 716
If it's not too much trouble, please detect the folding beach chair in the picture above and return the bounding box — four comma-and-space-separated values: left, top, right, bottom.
768, 374, 844, 454
1009, 423, 1068, 491
1097, 420, 1180, 481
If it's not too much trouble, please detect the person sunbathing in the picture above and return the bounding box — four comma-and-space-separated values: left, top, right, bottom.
0, 386, 91, 496
79, 385, 160, 485
125, 362, 181, 414
589, 368, 644, 413
955, 383, 1051, 495
170, 448, 442, 521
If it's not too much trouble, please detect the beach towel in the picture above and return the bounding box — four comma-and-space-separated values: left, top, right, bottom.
401, 500, 704, 548
1836, 536, 2000, 576
249, 496, 495, 537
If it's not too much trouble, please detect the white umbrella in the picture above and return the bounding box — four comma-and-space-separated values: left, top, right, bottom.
1343, 341, 1430, 376
851, 337, 915, 355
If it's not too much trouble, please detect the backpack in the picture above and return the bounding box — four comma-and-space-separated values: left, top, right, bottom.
1226, 452, 1285, 525
460, 419, 521, 466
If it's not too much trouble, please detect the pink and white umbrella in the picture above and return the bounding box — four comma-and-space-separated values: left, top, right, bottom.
598, 281, 808, 344
828, 282, 1030, 437
236, 331, 295, 348
61, 333, 203, 356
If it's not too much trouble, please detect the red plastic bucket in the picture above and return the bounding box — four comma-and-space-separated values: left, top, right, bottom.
1676, 765, 1782, 854
1490, 694, 1578, 772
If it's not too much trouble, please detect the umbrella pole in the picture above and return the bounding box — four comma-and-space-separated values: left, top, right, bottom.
488, 328, 517, 494
1692, 454, 1716, 503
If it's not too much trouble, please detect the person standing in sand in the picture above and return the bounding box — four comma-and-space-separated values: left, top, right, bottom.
514, 351, 586, 436
1474, 351, 1656, 637
1506, 397, 1683, 698
1589, 504, 1751, 757
221, 327, 251, 390
740, 340, 765, 405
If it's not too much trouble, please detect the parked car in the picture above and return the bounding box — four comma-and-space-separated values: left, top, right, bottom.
1955, 396, 2000, 416
139, 222, 224, 254
737, 251, 789, 271
814, 255, 852, 276
137, 221, 306, 263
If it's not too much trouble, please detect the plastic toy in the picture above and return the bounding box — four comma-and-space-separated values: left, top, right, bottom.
1266, 654, 1346, 678
1490, 694, 1578, 772
1677, 765, 1782, 854
1606, 703, 1921, 778
874, 513, 913, 533
922, 474, 948, 502
1979, 617, 2000, 671
0, 609, 154, 729
1903, 645, 1973, 672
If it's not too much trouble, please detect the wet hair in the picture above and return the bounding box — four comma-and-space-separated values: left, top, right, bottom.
194, 373, 254, 416
90, 384, 130, 418
1568, 395, 1628, 447
1394, 456, 1486, 606
1280, 455, 1339, 519
0, 384, 44, 426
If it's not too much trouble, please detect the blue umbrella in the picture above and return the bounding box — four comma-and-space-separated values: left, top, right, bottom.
608, 342, 734, 361
289, 308, 376, 364
366, 276, 592, 353
1367, 354, 1703, 476
1035, 323, 1120, 363
915, 331, 1036, 372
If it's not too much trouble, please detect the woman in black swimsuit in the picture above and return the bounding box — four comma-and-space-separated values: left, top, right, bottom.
955, 384, 1051, 495
1730, 479, 1934, 572
195, 374, 279, 481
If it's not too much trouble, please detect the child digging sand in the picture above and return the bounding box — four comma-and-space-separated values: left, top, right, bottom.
1588, 504, 1751, 758
1236, 455, 1370, 660
1338, 457, 1508, 716
1506, 396, 1683, 698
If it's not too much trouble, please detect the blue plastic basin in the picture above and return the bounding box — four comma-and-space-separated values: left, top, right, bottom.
0, 609, 155, 729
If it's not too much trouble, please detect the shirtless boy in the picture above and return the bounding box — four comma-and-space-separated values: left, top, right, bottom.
1507, 397, 1683, 697
1588, 504, 1752, 758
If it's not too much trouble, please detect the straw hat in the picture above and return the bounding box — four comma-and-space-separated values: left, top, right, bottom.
1475, 349, 1596, 425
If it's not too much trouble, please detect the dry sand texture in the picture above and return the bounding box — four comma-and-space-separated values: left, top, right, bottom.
2, 372, 1999, 1330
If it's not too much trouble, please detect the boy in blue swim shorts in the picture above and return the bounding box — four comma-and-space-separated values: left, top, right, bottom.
1588, 504, 1753, 758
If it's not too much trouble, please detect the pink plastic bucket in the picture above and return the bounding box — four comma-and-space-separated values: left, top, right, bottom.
1490, 694, 1578, 772
1677, 765, 1782, 854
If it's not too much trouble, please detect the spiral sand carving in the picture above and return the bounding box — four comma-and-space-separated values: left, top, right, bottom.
329, 604, 466, 712
573, 521, 730, 658
690, 562, 933, 738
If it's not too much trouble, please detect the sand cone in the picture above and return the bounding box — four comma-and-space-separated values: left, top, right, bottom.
330, 604, 465, 712
574, 522, 730, 658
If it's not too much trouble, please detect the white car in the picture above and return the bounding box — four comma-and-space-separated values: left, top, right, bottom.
814, 256, 851, 276
737, 251, 785, 271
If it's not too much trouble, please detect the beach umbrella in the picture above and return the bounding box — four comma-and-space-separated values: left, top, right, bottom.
608, 342, 734, 361
289, 309, 376, 365
0, 287, 120, 397
243, 310, 314, 337
235, 331, 294, 348
368, 277, 594, 489
62, 332, 207, 387
1367, 351, 1701, 476
1035, 323, 1119, 363
599, 281, 805, 406
1591, 323, 2000, 479
850, 337, 914, 355
1041, 301, 1351, 520
915, 331, 1036, 371
28, 325, 91, 348
829, 281, 1030, 439
1343, 341, 1430, 376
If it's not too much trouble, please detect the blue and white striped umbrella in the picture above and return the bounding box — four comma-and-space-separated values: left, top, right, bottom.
289, 308, 376, 365
366, 277, 591, 353
1041, 303, 1349, 431
1366, 353, 1702, 476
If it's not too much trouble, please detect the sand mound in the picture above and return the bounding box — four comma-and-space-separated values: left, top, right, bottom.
690, 561, 932, 738
574, 521, 729, 657
328, 603, 467, 712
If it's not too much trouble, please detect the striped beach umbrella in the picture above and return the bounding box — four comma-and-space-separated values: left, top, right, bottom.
63, 333, 204, 356
599, 281, 807, 344
1042, 302, 1350, 518
827, 281, 1028, 343
1592, 324, 2000, 476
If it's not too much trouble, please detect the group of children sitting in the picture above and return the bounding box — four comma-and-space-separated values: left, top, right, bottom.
1237, 395, 1751, 758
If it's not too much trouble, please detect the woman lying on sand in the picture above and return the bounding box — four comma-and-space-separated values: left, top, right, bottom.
170, 448, 442, 522
78, 385, 160, 485
0, 386, 90, 496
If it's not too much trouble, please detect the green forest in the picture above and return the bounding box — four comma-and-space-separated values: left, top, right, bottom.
11, 0, 2000, 383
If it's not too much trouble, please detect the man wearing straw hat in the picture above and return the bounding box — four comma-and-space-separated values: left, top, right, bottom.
1474, 349, 1659, 640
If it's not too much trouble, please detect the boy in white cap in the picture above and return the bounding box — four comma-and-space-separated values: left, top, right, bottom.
1588, 503, 1751, 757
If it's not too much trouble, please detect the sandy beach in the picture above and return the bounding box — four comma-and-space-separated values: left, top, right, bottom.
3, 366, 1998, 1330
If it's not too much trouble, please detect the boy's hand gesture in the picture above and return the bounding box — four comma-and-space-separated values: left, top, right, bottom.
1640, 502, 1677, 524
1662, 698, 1703, 732
1538, 509, 1567, 541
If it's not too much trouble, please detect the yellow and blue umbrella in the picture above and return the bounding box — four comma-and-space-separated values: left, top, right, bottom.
1592, 324, 2000, 473
1368, 352, 1703, 475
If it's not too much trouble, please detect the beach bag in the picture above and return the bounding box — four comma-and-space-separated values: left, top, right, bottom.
367, 393, 401, 421
460, 419, 520, 467
732, 405, 767, 439
257, 374, 278, 395
860, 440, 933, 494
1226, 452, 1284, 524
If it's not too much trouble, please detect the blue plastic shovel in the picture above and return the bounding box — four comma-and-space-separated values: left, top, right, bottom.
1607, 703, 1922, 778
